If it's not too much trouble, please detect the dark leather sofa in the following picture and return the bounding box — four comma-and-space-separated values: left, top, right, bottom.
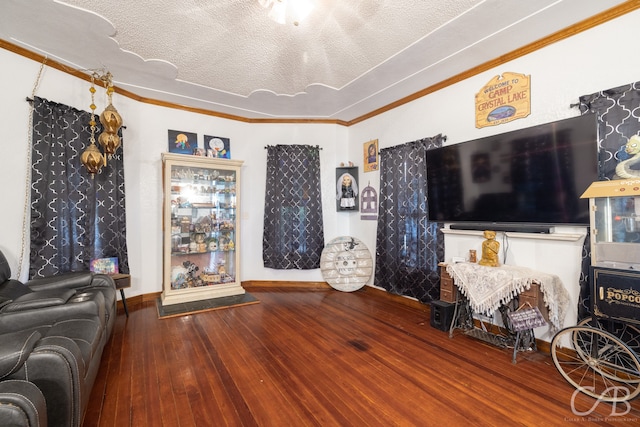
0, 379, 47, 427
0, 250, 117, 427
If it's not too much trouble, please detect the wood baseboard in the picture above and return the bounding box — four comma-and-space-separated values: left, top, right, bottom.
242, 282, 429, 311
124, 282, 425, 310
360, 286, 429, 311
116, 291, 159, 313
242, 280, 331, 290
118, 282, 332, 312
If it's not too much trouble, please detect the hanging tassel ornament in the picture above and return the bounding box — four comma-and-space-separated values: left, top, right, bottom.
80, 75, 104, 177
98, 72, 122, 158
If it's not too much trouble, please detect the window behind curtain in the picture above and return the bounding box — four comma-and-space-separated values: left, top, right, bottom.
263, 144, 324, 269
374, 135, 444, 303
29, 96, 129, 278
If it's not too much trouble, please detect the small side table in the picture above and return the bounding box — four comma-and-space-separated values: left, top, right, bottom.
111, 273, 131, 317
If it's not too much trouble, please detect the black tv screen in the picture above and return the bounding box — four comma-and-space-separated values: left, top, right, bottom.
426, 114, 598, 226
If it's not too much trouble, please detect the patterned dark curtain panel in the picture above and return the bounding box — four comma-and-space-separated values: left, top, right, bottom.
375, 135, 445, 303
577, 228, 592, 321
29, 97, 129, 278
580, 82, 640, 181
263, 144, 324, 269
576, 81, 640, 320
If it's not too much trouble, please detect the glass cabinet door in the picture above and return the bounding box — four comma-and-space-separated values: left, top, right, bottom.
162, 153, 244, 305
592, 195, 640, 270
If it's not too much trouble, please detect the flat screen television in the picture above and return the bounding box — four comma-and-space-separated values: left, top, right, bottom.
426, 114, 598, 230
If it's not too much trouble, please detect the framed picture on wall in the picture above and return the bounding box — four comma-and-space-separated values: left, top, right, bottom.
168, 130, 197, 154
203, 135, 231, 158
363, 139, 378, 172
336, 166, 359, 211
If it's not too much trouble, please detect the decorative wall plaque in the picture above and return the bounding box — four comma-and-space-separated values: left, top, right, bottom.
363, 139, 378, 172
360, 182, 378, 221
475, 72, 531, 128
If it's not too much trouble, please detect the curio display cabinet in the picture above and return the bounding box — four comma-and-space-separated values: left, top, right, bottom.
161, 153, 244, 305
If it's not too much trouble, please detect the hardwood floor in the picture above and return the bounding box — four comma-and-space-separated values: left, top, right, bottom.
84, 287, 640, 426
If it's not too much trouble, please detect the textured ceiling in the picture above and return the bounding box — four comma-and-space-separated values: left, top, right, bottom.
0, 0, 630, 122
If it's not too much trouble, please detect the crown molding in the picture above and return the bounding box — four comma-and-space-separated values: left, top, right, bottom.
2, 1, 638, 127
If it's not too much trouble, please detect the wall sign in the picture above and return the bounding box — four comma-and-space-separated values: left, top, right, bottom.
360, 182, 378, 220
475, 72, 530, 128
507, 305, 547, 332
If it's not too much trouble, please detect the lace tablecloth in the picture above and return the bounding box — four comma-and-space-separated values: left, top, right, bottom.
445, 263, 569, 332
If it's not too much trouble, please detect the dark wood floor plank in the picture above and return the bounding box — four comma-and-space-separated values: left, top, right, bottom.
163, 316, 206, 427
213, 299, 347, 426
130, 309, 150, 426
134, 302, 165, 427
153, 315, 182, 427
266, 291, 415, 424
199, 310, 314, 426
113, 310, 136, 426
284, 292, 512, 424
190, 318, 248, 427
85, 288, 640, 426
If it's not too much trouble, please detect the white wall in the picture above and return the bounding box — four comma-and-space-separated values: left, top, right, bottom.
2, 9, 640, 330
0, 49, 346, 297
347, 10, 640, 332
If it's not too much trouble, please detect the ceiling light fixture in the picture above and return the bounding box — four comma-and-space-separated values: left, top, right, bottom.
258, 0, 315, 26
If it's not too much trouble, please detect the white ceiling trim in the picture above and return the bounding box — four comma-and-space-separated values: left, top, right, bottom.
0, 0, 632, 122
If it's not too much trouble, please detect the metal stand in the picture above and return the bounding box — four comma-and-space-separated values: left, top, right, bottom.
449, 295, 474, 338
449, 294, 537, 364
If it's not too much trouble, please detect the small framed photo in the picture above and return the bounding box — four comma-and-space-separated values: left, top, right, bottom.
204, 135, 231, 159
363, 139, 378, 172
90, 257, 119, 275
336, 166, 359, 211
168, 130, 197, 154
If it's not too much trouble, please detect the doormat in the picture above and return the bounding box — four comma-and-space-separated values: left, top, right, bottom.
156, 293, 259, 319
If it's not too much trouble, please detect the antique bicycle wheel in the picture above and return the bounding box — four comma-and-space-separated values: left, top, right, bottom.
575, 317, 640, 386
551, 326, 640, 402
578, 317, 640, 355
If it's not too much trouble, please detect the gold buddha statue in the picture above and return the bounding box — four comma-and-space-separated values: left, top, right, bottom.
478, 230, 499, 267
